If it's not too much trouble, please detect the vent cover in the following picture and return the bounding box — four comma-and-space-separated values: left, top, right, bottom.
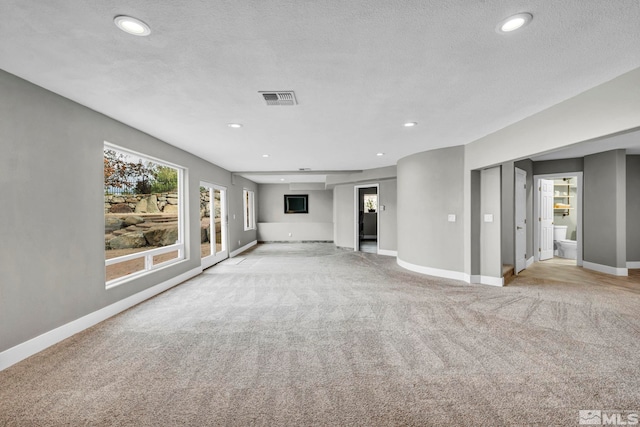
259, 91, 297, 106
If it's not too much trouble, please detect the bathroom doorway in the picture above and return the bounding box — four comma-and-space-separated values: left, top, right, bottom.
533, 173, 583, 266
354, 184, 379, 254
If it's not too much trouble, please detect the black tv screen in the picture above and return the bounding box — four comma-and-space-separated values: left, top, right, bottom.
284, 194, 308, 214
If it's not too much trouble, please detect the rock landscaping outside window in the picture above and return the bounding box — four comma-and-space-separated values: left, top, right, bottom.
104, 145, 184, 284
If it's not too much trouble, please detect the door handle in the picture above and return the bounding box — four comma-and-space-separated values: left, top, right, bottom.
516, 226, 523, 230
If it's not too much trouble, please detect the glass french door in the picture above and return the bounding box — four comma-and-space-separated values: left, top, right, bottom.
200, 182, 228, 269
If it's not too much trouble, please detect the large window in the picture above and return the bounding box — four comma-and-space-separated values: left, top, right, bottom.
243, 189, 256, 230
104, 144, 185, 286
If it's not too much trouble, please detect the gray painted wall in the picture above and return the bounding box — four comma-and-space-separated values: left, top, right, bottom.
333, 184, 355, 248
481, 167, 502, 278
501, 162, 515, 266
514, 159, 534, 261
583, 150, 626, 268
332, 179, 397, 252
379, 180, 397, 251
256, 184, 333, 241
397, 146, 464, 271
627, 156, 640, 262
470, 170, 481, 276
0, 69, 257, 353
532, 158, 584, 175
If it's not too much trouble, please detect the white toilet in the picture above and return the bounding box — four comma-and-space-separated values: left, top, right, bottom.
553, 225, 577, 259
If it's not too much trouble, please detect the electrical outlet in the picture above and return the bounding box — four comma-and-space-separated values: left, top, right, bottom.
288, 232, 292, 237
238, 240, 241, 245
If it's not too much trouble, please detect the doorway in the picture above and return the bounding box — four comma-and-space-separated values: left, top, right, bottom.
354, 184, 379, 254
533, 173, 583, 266
200, 182, 229, 269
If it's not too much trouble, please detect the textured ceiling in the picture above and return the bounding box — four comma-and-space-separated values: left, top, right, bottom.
1, 1, 640, 181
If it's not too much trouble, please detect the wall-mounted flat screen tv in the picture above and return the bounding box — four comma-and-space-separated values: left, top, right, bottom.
284, 194, 308, 214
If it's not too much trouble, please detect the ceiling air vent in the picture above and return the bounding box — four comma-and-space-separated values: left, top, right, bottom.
259, 91, 297, 106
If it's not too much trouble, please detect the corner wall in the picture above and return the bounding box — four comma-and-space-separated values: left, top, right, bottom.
583, 150, 627, 273
397, 146, 464, 276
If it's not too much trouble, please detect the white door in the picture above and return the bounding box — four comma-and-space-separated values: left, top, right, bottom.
515, 168, 527, 273
539, 179, 554, 261
200, 183, 229, 269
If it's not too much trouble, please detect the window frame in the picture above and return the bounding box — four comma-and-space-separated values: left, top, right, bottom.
243, 188, 256, 231
104, 142, 186, 289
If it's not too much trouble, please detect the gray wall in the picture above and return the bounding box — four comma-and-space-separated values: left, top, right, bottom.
379, 180, 397, 251
627, 155, 640, 262
0, 69, 257, 353
256, 184, 333, 241
481, 167, 502, 278
583, 150, 627, 268
332, 179, 397, 252
333, 184, 355, 248
514, 159, 534, 261
532, 158, 584, 175
397, 146, 464, 271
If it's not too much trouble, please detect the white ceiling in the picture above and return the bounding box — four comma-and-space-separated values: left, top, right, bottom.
1, 1, 640, 183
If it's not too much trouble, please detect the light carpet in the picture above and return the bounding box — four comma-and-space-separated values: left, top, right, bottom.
1, 243, 639, 426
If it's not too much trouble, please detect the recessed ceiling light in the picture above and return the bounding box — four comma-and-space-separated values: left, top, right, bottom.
280, 178, 285, 181
376, 152, 385, 156
114, 16, 151, 36
262, 154, 270, 158
404, 122, 417, 127
497, 13, 533, 33
227, 123, 243, 128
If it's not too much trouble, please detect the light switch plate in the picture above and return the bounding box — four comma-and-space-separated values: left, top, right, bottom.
484, 214, 494, 223
448, 214, 456, 222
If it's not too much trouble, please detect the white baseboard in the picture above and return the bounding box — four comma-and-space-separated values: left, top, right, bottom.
469, 275, 504, 286
0, 266, 202, 372
526, 257, 534, 268
397, 259, 504, 287
397, 258, 468, 282
627, 261, 640, 269
230, 240, 257, 258
378, 249, 397, 257
583, 261, 628, 276
479, 275, 504, 286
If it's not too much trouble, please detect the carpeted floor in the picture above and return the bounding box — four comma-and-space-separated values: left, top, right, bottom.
1, 243, 639, 426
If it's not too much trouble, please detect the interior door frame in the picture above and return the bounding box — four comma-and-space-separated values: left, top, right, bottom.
353, 183, 379, 252
514, 167, 527, 274
533, 172, 583, 266
200, 181, 229, 269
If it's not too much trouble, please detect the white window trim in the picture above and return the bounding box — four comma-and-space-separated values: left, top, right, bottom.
104, 142, 187, 288
243, 188, 256, 231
